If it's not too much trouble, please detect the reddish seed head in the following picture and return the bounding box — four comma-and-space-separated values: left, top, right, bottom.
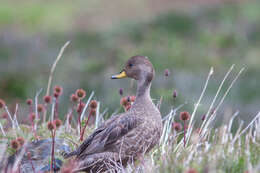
54, 119, 62, 128
180, 111, 190, 121
164, 69, 170, 77
54, 85, 63, 94
29, 113, 36, 121
172, 122, 182, 132
10, 139, 19, 150
37, 104, 45, 113
119, 88, 123, 96
0, 99, 5, 109
173, 90, 178, 99
185, 168, 198, 173
70, 94, 79, 103
26, 99, 33, 106
43, 95, 52, 104
47, 121, 55, 131
16, 137, 25, 146
76, 89, 86, 99
90, 109, 96, 116
89, 100, 98, 109
53, 85, 63, 98
120, 97, 128, 107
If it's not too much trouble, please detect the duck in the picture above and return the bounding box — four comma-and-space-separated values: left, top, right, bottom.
63, 55, 163, 172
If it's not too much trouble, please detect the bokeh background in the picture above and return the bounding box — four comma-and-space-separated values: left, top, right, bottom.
0, 0, 259, 125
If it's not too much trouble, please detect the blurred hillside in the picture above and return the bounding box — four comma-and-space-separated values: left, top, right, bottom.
0, 0, 259, 124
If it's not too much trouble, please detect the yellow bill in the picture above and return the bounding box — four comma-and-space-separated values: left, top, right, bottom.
111, 70, 127, 79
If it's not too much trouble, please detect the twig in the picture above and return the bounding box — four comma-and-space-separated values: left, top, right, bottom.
46, 41, 70, 96
95, 108, 108, 129
160, 104, 184, 153
200, 65, 234, 133
80, 91, 95, 121
232, 111, 260, 144
95, 102, 100, 129
185, 67, 214, 145
0, 123, 6, 136
201, 67, 245, 138
13, 103, 20, 130
66, 109, 73, 132
4, 106, 15, 129
44, 41, 70, 123
228, 110, 239, 133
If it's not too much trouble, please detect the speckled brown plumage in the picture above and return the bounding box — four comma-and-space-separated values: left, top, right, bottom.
63, 55, 162, 172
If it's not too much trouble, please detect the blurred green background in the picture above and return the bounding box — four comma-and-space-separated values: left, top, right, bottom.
0, 0, 259, 124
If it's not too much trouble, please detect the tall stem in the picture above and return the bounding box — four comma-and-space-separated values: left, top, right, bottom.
80, 112, 92, 141
54, 99, 59, 119
43, 103, 47, 123
78, 100, 82, 135
51, 130, 56, 172
183, 120, 186, 147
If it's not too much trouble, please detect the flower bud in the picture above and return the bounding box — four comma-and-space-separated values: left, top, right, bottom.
43, 95, 52, 104
76, 89, 86, 99
47, 121, 55, 131
180, 111, 190, 121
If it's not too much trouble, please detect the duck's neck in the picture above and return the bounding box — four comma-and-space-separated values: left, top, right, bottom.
135, 77, 152, 103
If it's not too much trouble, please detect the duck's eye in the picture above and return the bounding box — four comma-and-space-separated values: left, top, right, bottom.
129, 63, 133, 68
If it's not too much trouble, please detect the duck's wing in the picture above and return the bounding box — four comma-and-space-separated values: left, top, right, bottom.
77, 113, 141, 158
100, 115, 139, 147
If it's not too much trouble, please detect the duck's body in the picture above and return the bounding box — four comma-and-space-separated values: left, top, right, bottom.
64, 56, 162, 172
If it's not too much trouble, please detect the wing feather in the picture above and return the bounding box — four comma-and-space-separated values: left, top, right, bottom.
101, 116, 139, 147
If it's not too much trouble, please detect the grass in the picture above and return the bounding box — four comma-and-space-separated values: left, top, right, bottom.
0, 43, 260, 173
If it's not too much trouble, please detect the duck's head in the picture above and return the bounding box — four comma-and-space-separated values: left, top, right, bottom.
111, 55, 154, 83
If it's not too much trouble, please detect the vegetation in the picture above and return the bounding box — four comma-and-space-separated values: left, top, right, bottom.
0, 43, 260, 172
0, 1, 260, 172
